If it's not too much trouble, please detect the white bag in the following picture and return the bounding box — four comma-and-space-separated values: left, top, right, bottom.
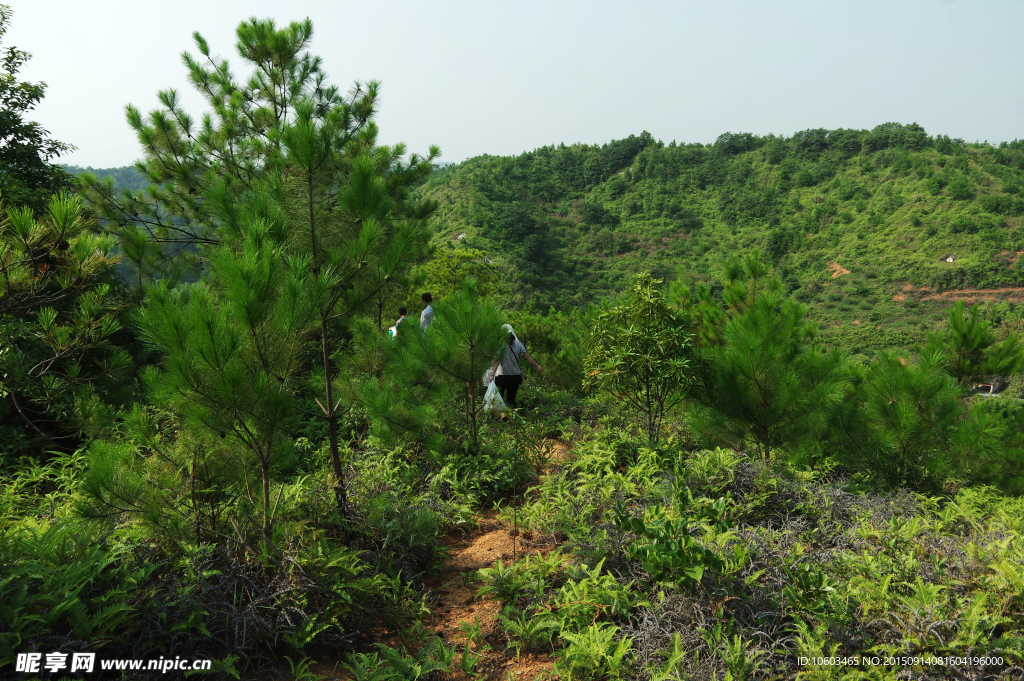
483, 380, 505, 411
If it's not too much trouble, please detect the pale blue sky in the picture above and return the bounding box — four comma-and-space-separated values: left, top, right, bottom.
8, 0, 1024, 168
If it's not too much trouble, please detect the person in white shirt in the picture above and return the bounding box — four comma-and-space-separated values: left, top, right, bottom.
487, 325, 543, 410
420, 292, 434, 329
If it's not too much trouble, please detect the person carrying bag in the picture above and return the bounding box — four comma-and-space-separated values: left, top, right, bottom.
482, 376, 505, 411
485, 324, 543, 412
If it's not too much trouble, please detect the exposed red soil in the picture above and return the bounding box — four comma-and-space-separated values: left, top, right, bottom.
421, 512, 558, 680
305, 441, 569, 680
890, 284, 1024, 304
828, 261, 851, 278
919, 287, 1024, 302
999, 249, 1023, 264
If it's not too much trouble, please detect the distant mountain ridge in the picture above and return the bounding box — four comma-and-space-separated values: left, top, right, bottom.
63, 165, 148, 192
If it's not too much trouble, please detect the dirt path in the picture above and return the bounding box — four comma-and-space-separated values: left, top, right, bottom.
918, 287, 1024, 302
307, 517, 556, 680
308, 441, 569, 680
416, 441, 570, 680
422, 512, 556, 680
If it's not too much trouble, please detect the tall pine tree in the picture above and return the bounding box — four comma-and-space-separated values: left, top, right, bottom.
80, 17, 438, 517
683, 255, 847, 459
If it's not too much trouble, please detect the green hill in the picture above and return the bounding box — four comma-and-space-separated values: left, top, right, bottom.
63, 164, 147, 191
419, 124, 1024, 350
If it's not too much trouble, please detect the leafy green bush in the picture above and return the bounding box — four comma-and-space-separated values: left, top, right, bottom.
948, 174, 974, 200
613, 494, 727, 584
584, 273, 694, 443
504, 430, 1024, 679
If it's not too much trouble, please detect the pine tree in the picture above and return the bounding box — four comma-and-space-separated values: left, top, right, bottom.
276, 103, 435, 513
919, 301, 1024, 389
79, 407, 246, 547
80, 16, 438, 517
691, 289, 846, 459
0, 193, 128, 451
363, 279, 506, 451
671, 251, 780, 348
132, 211, 327, 544
829, 349, 1001, 491
682, 255, 846, 459
78, 17, 435, 274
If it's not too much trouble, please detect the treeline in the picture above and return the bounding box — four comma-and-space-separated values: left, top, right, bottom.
63, 164, 148, 192
421, 123, 1024, 330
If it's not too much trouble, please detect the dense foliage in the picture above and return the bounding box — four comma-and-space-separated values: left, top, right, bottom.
420, 124, 1024, 354
0, 194, 127, 457
486, 436, 1024, 680
4, 7, 1024, 681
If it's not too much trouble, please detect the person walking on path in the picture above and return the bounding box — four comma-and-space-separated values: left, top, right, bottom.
388, 306, 407, 338
420, 292, 435, 329
487, 324, 542, 411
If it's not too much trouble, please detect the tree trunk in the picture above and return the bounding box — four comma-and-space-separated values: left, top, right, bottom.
190, 456, 200, 542
261, 455, 272, 540
308, 170, 347, 519
321, 316, 348, 517
463, 379, 477, 451
645, 366, 655, 443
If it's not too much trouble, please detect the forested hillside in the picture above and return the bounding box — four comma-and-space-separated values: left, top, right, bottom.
421, 125, 1024, 348
4, 5, 1024, 679
63, 164, 148, 191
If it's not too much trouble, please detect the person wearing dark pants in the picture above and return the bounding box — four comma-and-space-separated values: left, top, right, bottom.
494, 373, 524, 410
488, 324, 542, 411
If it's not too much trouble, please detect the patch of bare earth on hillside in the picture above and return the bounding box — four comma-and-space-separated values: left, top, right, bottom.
889, 282, 1024, 304
999, 249, 1023, 269
920, 288, 1024, 302
547, 440, 570, 463
828, 261, 851, 278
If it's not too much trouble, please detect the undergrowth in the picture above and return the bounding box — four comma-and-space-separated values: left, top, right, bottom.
483, 429, 1024, 680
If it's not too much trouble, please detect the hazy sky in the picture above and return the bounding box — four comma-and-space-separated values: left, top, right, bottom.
8, 0, 1024, 168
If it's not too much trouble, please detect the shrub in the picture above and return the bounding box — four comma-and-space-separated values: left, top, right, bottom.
584, 273, 694, 443
829, 350, 1001, 491
948, 174, 973, 200
949, 215, 977, 234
